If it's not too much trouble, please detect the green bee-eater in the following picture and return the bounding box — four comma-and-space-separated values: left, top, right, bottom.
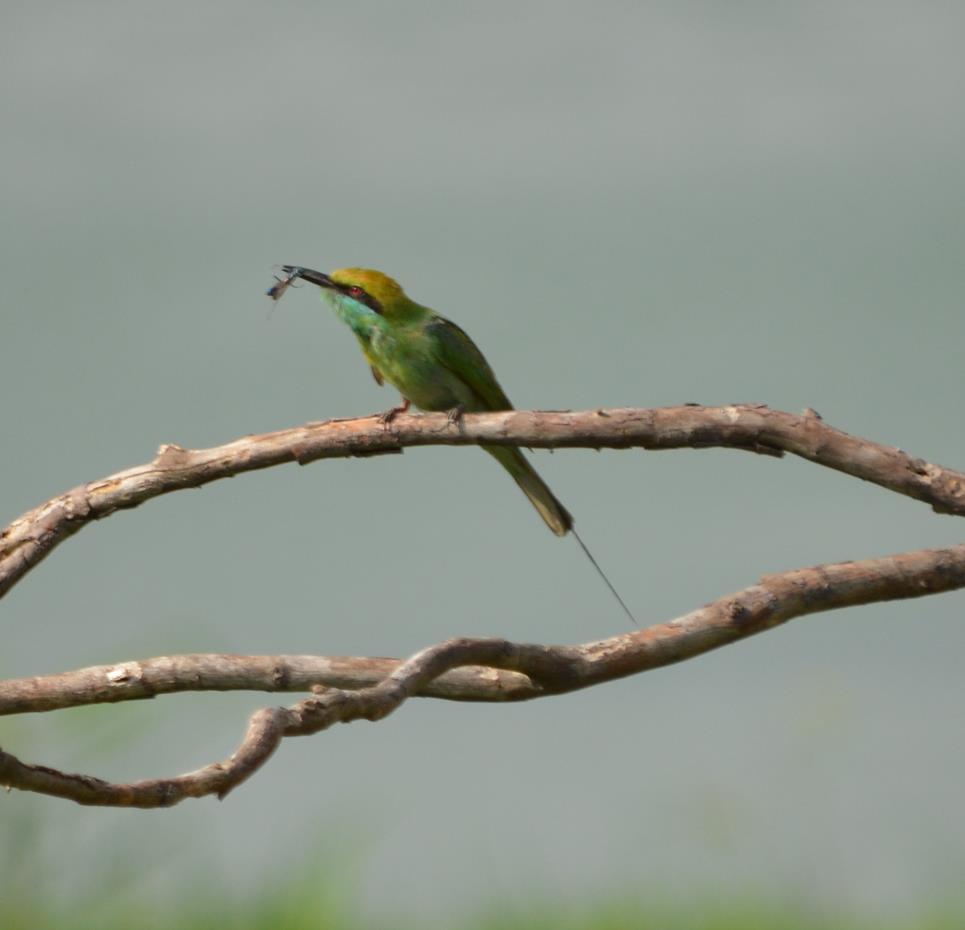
268, 265, 634, 624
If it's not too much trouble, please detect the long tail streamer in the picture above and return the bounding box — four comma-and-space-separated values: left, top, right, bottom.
572, 528, 637, 628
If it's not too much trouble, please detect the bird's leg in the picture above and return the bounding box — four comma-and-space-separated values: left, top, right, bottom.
379, 397, 411, 425
446, 404, 466, 431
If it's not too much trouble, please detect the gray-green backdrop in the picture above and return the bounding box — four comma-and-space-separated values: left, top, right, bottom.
3, 1, 964, 923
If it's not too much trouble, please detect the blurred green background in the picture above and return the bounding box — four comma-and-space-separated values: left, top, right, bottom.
2, 1, 964, 925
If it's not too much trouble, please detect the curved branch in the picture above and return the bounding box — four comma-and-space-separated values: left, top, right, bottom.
0, 653, 538, 714
1, 405, 963, 600
3, 543, 964, 806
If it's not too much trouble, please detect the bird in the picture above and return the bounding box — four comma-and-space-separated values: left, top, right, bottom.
268, 265, 635, 624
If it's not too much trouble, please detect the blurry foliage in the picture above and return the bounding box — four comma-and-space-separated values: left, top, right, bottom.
2, 849, 963, 930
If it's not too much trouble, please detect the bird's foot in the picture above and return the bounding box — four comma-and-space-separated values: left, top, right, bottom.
446, 404, 466, 431
379, 398, 411, 426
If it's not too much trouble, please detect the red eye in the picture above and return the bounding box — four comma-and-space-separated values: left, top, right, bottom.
348, 286, 363, 298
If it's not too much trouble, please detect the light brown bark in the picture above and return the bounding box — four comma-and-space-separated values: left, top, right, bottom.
1, 406, 962, 806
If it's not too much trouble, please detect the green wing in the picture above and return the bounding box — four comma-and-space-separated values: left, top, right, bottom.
426, 317, 514, 412
427, 316, 571, 535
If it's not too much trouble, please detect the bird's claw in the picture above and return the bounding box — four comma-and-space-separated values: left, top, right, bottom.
379, 399, 411, 426
446, 405, 466, 430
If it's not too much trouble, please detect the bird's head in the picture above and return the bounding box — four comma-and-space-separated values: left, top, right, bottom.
279, 266, 416, 320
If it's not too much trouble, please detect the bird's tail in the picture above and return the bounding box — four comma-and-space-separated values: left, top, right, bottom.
484, 444, 637, 626
484, 445, 573, 537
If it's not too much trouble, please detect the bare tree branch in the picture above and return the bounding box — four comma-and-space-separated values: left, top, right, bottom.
2, 543, 964, 807
2, 405, 963, 600
0, 653, 537, 714
2, 405, 963, 807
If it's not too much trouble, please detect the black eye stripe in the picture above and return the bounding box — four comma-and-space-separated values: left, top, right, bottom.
339, 284, 383, 314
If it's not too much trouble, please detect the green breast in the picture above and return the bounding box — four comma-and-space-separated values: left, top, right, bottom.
361, 324, 476, 412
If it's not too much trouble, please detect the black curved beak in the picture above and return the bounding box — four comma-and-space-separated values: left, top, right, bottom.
282, 266, 334, 288
266, 265, 335, 300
